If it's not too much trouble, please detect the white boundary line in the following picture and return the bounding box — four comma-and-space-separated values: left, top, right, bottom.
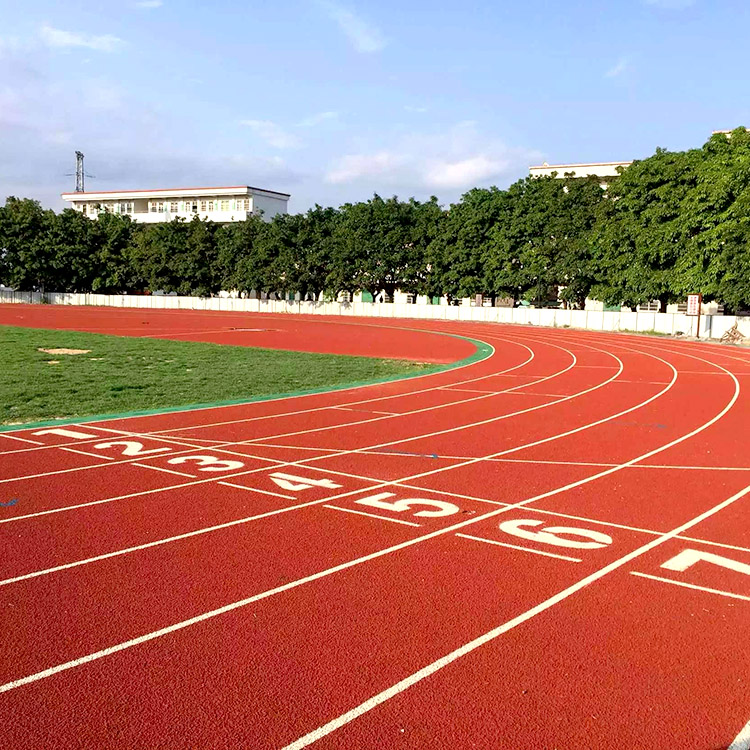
0, 342, 627, 525
281, 482, 750, 750
0, 338, 584, 487
323, 505, 421, 527
629, 572, 750, 602
218, 481, 296, 501
730, 717, 750, 750
0, 323, 508, 448
0, 354, 738, 693
455, 533, 581, 562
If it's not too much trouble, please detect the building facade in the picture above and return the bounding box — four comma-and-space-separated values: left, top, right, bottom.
529, 160, 633, 188
61, 185, 290, 223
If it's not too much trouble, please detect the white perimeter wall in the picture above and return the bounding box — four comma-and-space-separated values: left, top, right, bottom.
1, 290, 749, 342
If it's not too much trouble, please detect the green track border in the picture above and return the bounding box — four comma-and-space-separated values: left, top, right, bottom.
0, 334, 493, 434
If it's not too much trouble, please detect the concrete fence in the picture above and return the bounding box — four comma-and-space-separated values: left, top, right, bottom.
1, 289, 748, 341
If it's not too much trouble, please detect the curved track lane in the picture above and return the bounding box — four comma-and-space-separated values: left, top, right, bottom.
0, 308, 749, 750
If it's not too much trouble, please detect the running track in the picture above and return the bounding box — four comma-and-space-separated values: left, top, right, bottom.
1, 305, 750, 750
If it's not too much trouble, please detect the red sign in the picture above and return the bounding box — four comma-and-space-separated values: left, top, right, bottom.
686, 294, 701, 316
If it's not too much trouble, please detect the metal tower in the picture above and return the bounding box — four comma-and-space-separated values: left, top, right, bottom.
75, 151, 85, 192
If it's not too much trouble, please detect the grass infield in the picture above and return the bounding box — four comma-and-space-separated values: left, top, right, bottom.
0, 325, 433, 426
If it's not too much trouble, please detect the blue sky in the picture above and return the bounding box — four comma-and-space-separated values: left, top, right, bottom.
1, 0, 748, 212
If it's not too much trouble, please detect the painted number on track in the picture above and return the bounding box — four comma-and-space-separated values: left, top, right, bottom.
499, 519, 613, 550
356, 492, 460, 518
94, 441, 171, 457
167, 455, 245, 472
269, 473, 343, 492
662, 548, 750, 577
33, 428, 98, 440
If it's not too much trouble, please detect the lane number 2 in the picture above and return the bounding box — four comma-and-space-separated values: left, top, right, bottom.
94, 441, 171, 457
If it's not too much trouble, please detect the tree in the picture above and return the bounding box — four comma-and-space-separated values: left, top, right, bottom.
334, 195, 428, 301
588, 147, 701, 309
0, 197, 56, 291
429, 187, 506, 302
215, 214, 267, 295
91, 212, 140, 293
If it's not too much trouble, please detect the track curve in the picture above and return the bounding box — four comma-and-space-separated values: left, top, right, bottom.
0, 308, 749, 750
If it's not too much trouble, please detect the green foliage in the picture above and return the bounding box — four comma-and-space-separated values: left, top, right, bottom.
2, 128, 750, 308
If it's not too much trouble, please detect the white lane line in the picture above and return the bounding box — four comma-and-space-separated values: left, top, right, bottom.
630, 572, 750, 603
60, 447, 115, 461
323, 505, 421, 527
0, 323, 506, 448
437, 388, 508, 394
131, 463, 196, 478
218, 481, 296, 501
0, 345, 610, 522
729, 717, 750, 750
332, 407, 401, 416
0, 342, 537, 481
0, 493, 350, 589
0, 365, 739, 693
455, 534, 581, 562
0, 434, 44, 445
281, 482, 750, 750
0, 337, 589, 490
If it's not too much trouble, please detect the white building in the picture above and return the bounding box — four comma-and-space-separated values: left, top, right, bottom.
61, 185, 290, 223
529, 160, 632, 188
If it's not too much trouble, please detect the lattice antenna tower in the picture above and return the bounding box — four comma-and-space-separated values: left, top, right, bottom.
75, 151, 85, 192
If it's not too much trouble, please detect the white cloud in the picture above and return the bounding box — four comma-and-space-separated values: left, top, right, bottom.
317, 1, 386, 53
325, 121, 539, 192
297, 110, 339, 128
424, 156, 509, 189
39, 25, 124, 53
644, 0, 696, 8
327, 151, 405, 183
605, 57, 629, 78
404, 105, 428, 113
134, 0, 163, 7
240, 119, 302, 149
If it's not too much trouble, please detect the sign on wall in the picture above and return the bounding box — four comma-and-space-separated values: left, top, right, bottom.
686, 294, 702, 316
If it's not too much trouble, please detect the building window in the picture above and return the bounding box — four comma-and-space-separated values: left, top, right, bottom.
150, 202, 157, 213
157, 202, 164, 213
240, 198, 249, 211
200, 200, 207, 212
208, 201, 214, 211
220, 200, 229, 211
170, 202, 178, 212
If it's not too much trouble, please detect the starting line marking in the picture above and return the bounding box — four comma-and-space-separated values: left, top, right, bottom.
131, 463, 196, 478
323, 505, 421, 527
455, 533, 582, 562
730, 717, 750, 750
60, 447, 116, 461
281, 481, 750, 750
219, 481, 296, 501
629, 572, 750, 603
0, 434, 44, 445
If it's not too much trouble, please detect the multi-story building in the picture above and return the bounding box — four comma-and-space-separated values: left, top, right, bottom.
61, 185, 290, 223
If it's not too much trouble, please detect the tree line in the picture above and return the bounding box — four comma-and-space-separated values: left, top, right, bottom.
2, 128, 749, 310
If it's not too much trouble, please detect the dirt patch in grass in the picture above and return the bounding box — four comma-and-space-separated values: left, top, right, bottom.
38, 348, 91, 355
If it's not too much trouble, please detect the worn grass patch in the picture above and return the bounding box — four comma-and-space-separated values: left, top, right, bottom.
0, 325, 432, 426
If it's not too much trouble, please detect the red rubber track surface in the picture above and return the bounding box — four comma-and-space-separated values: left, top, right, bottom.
1, 305, 750, 750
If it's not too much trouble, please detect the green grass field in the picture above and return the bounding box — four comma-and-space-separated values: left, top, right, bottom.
0, 325, 432, 426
